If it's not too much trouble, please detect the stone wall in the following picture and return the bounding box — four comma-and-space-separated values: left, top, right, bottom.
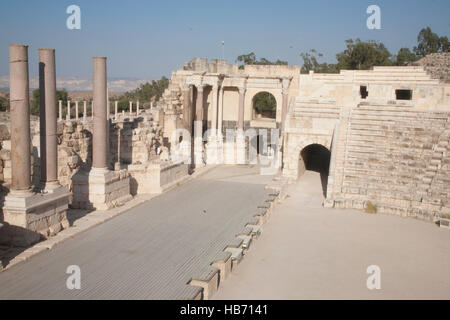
283, 66, 450, 221
0, 111, 166, 206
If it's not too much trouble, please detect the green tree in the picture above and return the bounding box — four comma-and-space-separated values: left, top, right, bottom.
236, 52, 287, 69
414, 27, 450, 57
395, 48, 418, 66
300, 49, 339, 74
116, 76, 169, 111
253, 92, 276, 118
336, 39, 393, 70
0, 95, 9, 112
30, 88, 69, 116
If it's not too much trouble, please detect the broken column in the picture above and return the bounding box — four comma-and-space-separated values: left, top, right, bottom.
2, 45, 70, 246
72, 57, 131, 210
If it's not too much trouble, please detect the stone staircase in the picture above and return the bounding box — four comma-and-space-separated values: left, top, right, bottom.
338, 104, 450, 219
354, 66, 440, 83
291, 98, 341, 120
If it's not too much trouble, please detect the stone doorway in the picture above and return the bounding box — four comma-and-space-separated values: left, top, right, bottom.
298, 144, 330, 197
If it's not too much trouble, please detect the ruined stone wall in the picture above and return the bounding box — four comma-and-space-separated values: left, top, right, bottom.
0, 111, 164, 201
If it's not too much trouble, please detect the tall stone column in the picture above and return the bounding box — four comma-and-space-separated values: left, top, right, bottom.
4, 45, 70, 245
72, 56, 131, 211
75, 101, 79, 120
92, 57, 108, 170
281, 93, 288, 132
211, 84, 218, 139
9, 44, 31, 193
236, 86, 246, 164
217, 86, 224, 140
182, 85, 191, 133
194, 85, 204, 166
238, 87, 246, 130
83, 101, 87, 121
38, 48, 59, 189
281, 77, 291, 134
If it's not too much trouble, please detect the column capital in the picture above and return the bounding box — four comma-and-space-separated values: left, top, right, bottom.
197, 85, 204, 93
281, 76, 292, 95
238, 86, 246, 94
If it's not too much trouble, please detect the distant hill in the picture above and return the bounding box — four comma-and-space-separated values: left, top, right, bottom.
0, 76, 155, 93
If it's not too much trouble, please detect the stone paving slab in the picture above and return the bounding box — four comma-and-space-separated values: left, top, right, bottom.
0, 165, 277, 299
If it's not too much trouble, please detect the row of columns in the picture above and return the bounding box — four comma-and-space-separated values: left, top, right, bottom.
190, 83, 235, 139
57, 100, 146, 121
8, 44, 114, 193
10, 45, 62, 192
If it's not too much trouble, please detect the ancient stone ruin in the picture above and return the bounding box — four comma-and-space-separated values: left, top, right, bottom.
0, 47, 449, 246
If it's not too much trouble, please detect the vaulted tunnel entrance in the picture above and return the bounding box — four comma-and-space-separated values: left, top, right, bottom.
298, 144, 331, 197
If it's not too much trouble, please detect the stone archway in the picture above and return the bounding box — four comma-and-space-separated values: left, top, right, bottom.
252, 91, 276, 120
298, 144, 331, 197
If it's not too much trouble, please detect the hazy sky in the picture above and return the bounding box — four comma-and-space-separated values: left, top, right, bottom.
0, 0, 449, 79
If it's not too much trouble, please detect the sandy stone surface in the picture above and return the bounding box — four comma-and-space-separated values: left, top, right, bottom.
214, 171, 450, 300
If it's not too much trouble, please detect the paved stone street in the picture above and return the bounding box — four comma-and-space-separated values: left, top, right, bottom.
214, 171, 450, 300
0, 165, 274, 299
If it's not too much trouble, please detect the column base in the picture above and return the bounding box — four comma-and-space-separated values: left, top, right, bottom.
72, 167, 132, 211
1, 186, 70, 246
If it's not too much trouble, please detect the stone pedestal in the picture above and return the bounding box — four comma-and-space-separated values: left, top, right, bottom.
72, 168, 132, 211
2, 186, 70, 246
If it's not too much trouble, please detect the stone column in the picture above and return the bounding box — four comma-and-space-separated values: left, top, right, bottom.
194, 85, 204, 165
9, 44, 31, 192
281, 77, 291, 133
218, 86, 224, 140
92, 57, 108, 170
211, 84, 218, 139
58, 100, 62, 121
91, 100, 94, 119
38, 48, 59, 189
137, 100, 140, 116
238, 87, 246, 130
182, 85, 191, 133
114, 101, 118, 120
83, 101, 87, 121
75, 101, 79, 120
66, 100, 71, 120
